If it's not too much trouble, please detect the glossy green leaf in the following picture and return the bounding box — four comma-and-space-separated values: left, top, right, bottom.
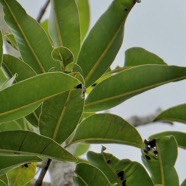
85, 65, 186, 112
74, 144, 90, 157
75, 0, 90, 41
0, 155, 41, 176
49, 0, 80, 59
39, 89, 84, 144
142, 136, 179, 186
154, 104, 186, 124
7, 163, 36, 186
5, 33, 18, 50
0, 0, 58, 73
181, 179, 186, 186
0, 72, 80, 123
3, 54, 37, 81
70, 113, 143, 148
77, 0, 135, 87
51, 46, 74, 70
0, 130, 76, 162
88, 149, 154, 186
3, 54, 40, 127
0, 30, 3, 67
125, 47, 166, 67
150, 131, 186, 149
0, 174, 8, 186
75, 163, 112, 186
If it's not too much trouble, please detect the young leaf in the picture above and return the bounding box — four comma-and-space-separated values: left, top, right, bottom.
77, 0, 135, 87
74, 144, 90, 157
125, 47, 167, 67
142, 136, 179, 186
0, 130, 77, 162
39, 89, 84, 144
154, 104, 186, 124
0, 155, 41, 176
5, 33, 19, 50
75, 163, 112, 186
69, 113, 143, 148
0, 72, 80, 123
0, 0, 58, 73
150, 131, 186, 149
7, 163, 36, 186
51, 46, 74, 70
0, 30, 3, 67
75, 0, 90, 42
49, 0, 80, 59
85, 65, 186, 112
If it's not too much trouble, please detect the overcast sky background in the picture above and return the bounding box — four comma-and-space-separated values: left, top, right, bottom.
17, 0, 186, 183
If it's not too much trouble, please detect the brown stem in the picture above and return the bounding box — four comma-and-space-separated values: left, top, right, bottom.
36, 0, 50, 23
35, 159, 52, 186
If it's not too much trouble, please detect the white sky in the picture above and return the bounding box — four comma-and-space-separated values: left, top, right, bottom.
17, 0, 186, 183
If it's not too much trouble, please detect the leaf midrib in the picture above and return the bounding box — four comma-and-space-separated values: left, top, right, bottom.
85, 76, 186, 109
84, 15, 126, 85
3, 0, 46, 73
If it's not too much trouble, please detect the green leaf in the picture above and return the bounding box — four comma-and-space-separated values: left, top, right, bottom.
73, 176, 87, 186
0, 0, 58, 73
39, 89, 84, 144
3, 54, 37, 81
181, 179, 186, 186
0, 118, 31, 131
0, 130, 76, 162
75, 163, 112, 186
75, 0, 90, 42
88, 149, 154, 186
74, 143, 90, 157
5, 33, 18, 50
142, 136, 179, 186
150, 131, 186, 149
0, 74, 16, 91
0, 30, 3, 67
0, 174, 8, 186
77, 0, 135, 87
7, 163, 36, 186
85, 65, 186, 112
125, 47, 166, 67
87, 151, 122, 185
154, 104, 186, 124
49, 0, 80, 59
0, 155, 41, 176
0, 72, 80, 123
51, 46, 74, 71
70, 113, 143, 148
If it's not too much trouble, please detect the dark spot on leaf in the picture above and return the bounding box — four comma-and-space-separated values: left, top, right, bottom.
106, 159, 111, 164
145, 155, 151, 161
124, 8, 128, 12
122, 180, 127, 186
91, 83, 97, 87
22, 163, 30, 168
75, 84, 82, 89
117, 171, 124, 181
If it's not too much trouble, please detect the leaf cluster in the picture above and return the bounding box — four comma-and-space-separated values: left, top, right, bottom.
0, 0, 186, 185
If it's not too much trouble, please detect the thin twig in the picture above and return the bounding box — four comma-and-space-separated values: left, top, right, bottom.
36, 0, 50, 23
35, 159, 52, 186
